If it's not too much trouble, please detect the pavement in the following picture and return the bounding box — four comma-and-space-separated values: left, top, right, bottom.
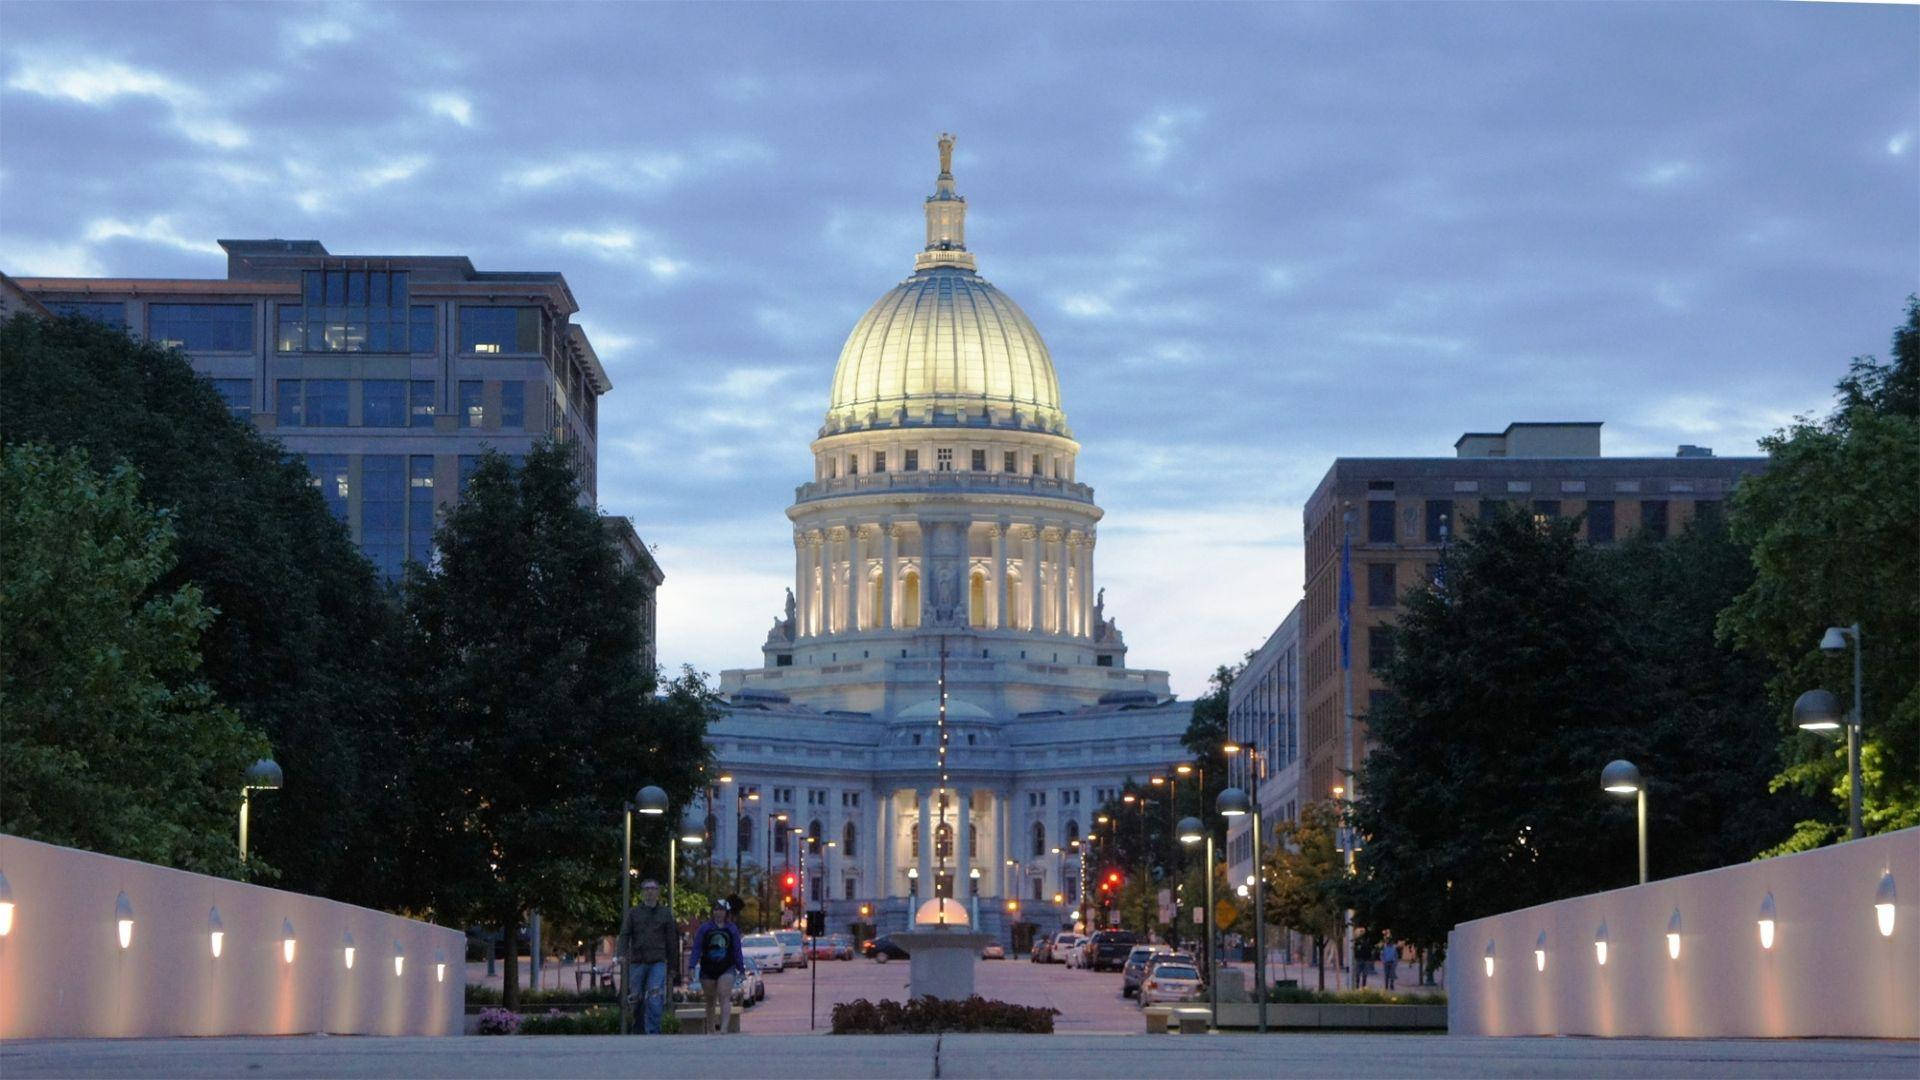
4, 1033, 1914, 1078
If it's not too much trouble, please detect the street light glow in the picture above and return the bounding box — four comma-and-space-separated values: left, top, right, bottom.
1534, 931, 1546, 972
114, 892, 134, 950
1667, 909, 1683, 959
1593, 922, 1608, 966
209, 907, 224, 958
1877, 872, 1897, 937
1758, 892, 1777, 950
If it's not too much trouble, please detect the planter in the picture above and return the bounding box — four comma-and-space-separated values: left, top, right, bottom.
1212, 1002, 1447, 1030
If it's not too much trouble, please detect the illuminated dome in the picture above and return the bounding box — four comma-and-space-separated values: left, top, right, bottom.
823, 134, 1067, 436
913, 897, 972, 926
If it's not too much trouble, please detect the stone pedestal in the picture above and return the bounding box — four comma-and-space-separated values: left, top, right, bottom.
895, 926, 989, 1001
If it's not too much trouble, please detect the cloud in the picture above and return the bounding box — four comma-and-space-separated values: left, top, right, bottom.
1133, 107, 1204, 168
283, 17, 353, 53
5, 57, 248, 148
1633, 160, 1696, 187
426, 92, 475, 127
0, 238, 104, 277
82, 215, 223, 256
552, 227, 687, 279
1889, 131, 1913, 157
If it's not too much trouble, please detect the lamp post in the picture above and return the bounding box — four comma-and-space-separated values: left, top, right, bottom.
1178, 816, 1213, 1030
621, 784, 668, 1035
1798, 622, 1866, 841
765, 810, 787, 931
1218, 787, 1264, 1032
1600, 760, 1647, 885
238, 758, 283, 863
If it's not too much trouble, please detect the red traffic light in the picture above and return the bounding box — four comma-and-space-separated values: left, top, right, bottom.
1106, 871, 1121, 885
782, 872, 797, 891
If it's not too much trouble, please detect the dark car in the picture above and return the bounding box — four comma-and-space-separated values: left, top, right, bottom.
1089, 929, 1142, 972
867, 934, 911, 962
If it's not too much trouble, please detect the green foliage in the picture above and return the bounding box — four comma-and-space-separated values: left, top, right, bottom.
0, 443, 270, 872
515, 1006, 621, 1035
1721, 298, 1920, 850
1266, 800, 1346, 959
0, 313, 407, 903
1180, 664, 1239, 836
464, 984, 617, 1006
1264, 986, 1444, 1005
830, 996, 1059, 1034
399, 442, 717, 1008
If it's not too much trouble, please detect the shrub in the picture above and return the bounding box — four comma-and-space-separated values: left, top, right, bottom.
474, 1008, 521, 1035
1263, 986, 1445, 1006
518, 1006, 620, 1035
660, 1010, 682, 1035
830, 996, 1058, 1034
465, 985, 618, 1007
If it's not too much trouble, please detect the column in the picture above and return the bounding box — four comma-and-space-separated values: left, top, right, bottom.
881, 523, 898, 630
992, 524, 1009, 629
916, 788, 934, 899
1080, 531, 1096, 637
808, 531, 825, 636
954, 788, 972, 896
1052, 529, 1070, 636
794, 532, 810, 639
851, 527, 867, 631
1021, 526, 1039, 632
875, 790, 891, 901
821, 529, 838, 635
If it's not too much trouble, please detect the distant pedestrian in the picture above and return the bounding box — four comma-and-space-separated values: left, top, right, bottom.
691, 899, 745, 1034
616, 879, 679, 1034
1381, 938, 1400, 990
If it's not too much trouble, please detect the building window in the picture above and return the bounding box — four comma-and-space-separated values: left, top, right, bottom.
48, 300, 126, 327
738, 816, 754, 855
1031, 822, 1046, 858
362, 379, 407, 428
459, 306, 541, 354
500, 381, 525, 430
842, 821, 857, 858
847, 454, 858, 476
1584, 500, 1615, 544
409, 306, 436, 353
459, 381, 484, 428
276, 380, 302, 426
1367, 563, 1396, 607
808, 820, 822, 854
1425, 500, 1452, 543
1033, 454, 1043, 476
1693, 499, 1722, 525
306, 380, 349, 426
281, 272, 427, 353
1004, 450, 1017, 472
904, 449, 919, 472
1507, 480, 1532, 493
1641, 500, 1669, 539
1367, 500, 1395, 543
1368, 625, 1396, 672
362, 455, 405, 581
208, 378, 250, 418
458, 455, 482, 490
306, 454, 349, 523
936, 448, 953, 471
810, 876, 822, 903
1478, 499, 1505, 526
971, 449, 987, 471
873, 451, 887, 473
408, 455, 435, 566
775, 827, 788, 856
1031, 877, 1043, 901
1531, 500, 1561, 528
410, 381, 437, 427
149, 303, 253, 352
844, 878, 856, 901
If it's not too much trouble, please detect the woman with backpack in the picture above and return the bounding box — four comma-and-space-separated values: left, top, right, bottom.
689, 899, 745, 1034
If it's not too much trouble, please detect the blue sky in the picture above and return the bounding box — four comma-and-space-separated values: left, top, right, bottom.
3, 2, 1915, 697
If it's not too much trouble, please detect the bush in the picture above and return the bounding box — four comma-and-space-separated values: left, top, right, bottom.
831, 996, 1058, 1034
465, 984, 618, 1006
518, 1006, 620, 1035
474, 1008, 521, 1035
1263, 986, 1445, 1005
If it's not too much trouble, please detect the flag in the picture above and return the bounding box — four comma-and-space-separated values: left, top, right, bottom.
1338, 526, 1353, 671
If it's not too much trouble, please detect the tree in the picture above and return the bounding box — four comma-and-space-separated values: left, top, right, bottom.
1, 443, 269, 871
1180, 663, 1239, 842
0, 313, 409, 906
1721, 298, 1920, 851
400, 444, 715, 1009
1266, 801, 1345, 989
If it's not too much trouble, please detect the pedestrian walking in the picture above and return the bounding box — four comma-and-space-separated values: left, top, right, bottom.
616, 879, 680, 1035
690, 899, 745, 1034
1381, 937, 1400, 990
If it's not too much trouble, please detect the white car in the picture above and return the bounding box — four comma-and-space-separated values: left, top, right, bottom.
1051, 932, 1085, 966
733, 957, 766, 1003
1138, 961, 1205, 1007
741, 933, 785, 972
774, 929, 809, 969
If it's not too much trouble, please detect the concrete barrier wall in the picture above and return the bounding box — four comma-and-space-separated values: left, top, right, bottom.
1448, 826, 1918, 1038
0, 834, 465, 1037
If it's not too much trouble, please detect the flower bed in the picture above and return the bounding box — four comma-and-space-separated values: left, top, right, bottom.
465, 985, 618, 1006
1263, 986, 1446, 1005
831, 996, 1059, 1034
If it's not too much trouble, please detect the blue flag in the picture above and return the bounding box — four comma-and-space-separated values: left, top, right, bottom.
1338, 527, 1353, 671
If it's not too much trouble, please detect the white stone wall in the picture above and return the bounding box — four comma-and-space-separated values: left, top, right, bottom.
1448, 827, 1918, 1038
0, 833, 464, 1038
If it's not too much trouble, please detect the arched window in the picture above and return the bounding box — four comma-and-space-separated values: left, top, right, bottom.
902, 570, 921, 629
1065, 820, 1080, 846
774, 826, 788, 856
935, 822, 953, 859
968, 821, 977, 858
1031, 821, 1046, 858
969, 570, 987, 628
808, 819, 822, 854
843, 821, 857, 858
738, 815, 753, 856
866, 567, 884, 630
910, 822, 920, 859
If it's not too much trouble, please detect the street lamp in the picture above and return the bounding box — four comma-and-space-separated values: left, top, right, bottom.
1600, 760, 1647, 885
1218, 786, 1265, 1032
1799, 620, 1866, 841
765, 810, 788, 931
1178, 815, 1213, 1031
238, 758, 283, 863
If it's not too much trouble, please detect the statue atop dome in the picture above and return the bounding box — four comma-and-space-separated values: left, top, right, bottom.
938, 132, 955, 178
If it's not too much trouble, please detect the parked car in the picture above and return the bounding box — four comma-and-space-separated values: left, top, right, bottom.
1122, 944, 1173, 997
1049, 932, 1085, 965
734, 957, 766, 1003
1029, 936, 1053, 963
1063, 937, 1089, 968
1089, 929, 1142, 972
1138, 961, 1205, 1007
981, 942, 1007, 960
741, 933, 786, 972
826, 933, 856, 960
773, 929, 809, 969
867, 934, 910, 962
1144, 952, 1199, 983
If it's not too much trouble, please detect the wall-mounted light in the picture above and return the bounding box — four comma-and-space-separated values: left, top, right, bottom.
282, 918, 297, 964
209, 907, 225, 958
115, 892, 135, 950
1593, 921, 1608, 966
1875, 872, 1896, 938
1483, 939, 1495, 978
1758, 892, 1776, 950
343, 931, 356, 970
393, 941, 405, 977
1666, 909, 1683, 960
0, 870, 14, 936
1534, 931, 1547, 972
435, 948, 447, 983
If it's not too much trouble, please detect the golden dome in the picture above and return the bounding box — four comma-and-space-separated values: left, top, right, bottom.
823, 136, 1068, 436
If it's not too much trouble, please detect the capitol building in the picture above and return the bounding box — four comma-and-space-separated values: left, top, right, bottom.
701, 137, 1191, 941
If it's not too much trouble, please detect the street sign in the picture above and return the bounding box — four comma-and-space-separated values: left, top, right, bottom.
1192, 906, 1204, 925
1216, 899, 1237, 926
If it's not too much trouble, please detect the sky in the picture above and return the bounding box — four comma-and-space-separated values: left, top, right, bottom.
2, 2, 1915, 698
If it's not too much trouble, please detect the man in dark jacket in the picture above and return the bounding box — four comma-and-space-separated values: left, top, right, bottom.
616, 879, 679, 1034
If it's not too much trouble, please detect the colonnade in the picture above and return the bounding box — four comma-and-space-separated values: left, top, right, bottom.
792, 519, 1096, 640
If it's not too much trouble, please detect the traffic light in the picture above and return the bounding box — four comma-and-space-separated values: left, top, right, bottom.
782, 871, 798, 904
